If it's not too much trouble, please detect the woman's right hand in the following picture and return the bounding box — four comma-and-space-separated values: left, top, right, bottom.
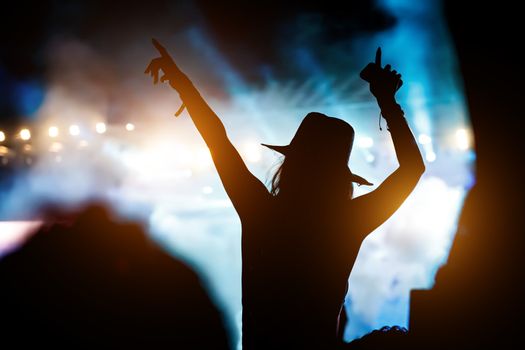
362, 48, 403, 101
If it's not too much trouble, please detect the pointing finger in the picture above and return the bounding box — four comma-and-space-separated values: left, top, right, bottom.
152, 38, 170, 57
375, 47, 382, 67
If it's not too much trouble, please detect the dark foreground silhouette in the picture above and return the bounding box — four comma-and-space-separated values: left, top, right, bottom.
407, 2, 524, 349
0, 204, 230, 349
146, 42, 425, 349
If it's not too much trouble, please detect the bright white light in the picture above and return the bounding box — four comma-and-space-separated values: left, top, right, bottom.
0, 221, 42, 257
358, 136, 374, 149
418, 134, 432, 145
195, 147, 213, 168
48, 126, 59, 138
125, 123, 135, 131
69, 125, 80, 136
455, 128, 470, 150
202, 186, 213, 194
425, 150, 436, 162
121, 141, 199, 182
19, 129, 31, 141
0, 131, 5, 142
173, 144, 192, 165
243, 142, 261, 163
96, 122, 106, 134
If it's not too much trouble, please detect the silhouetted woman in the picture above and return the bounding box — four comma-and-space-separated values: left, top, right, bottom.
145, 40, 425, 349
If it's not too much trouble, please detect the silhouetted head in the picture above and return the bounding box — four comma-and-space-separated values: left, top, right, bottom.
0, 204, 229, 348
263, 112, 372, 200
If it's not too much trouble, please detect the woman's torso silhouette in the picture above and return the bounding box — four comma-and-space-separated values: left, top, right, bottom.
241, 194, 362, 349
145, 41, 425, 350
236, 112, 386, 348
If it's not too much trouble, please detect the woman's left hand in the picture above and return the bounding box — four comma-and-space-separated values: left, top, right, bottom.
144, 39, 188, 91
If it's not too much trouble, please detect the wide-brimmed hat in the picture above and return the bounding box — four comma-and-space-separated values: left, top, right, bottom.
261, 112, 373, 186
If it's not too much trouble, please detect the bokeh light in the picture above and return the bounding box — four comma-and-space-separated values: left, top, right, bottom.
96, 122, 107, 134
48, 126, 59, 138
455, 128, 471, 151
69, 125, 80, 136
19, 129, 31, 141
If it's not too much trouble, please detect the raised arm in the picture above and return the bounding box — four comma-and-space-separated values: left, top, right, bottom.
351, 49, 425, 237
145, 39, 270, 216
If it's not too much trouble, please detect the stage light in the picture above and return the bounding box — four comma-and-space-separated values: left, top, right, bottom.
69, 125, 80, 136
0, 131, 5, 142
357, 136, 374, 149
96, 122, 106, 134
425, 150, 436, 162
20, 129, 31, 141
455, 128, 470, 150
243, 142, 261, 163
48, 126, 59, 138
125, 123, 135, 131
418, 134, 432, 145
202, 186, 213, 194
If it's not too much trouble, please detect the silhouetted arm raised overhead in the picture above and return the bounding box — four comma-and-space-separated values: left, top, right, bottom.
145, 39, 270, 216
351, 48, 425, 237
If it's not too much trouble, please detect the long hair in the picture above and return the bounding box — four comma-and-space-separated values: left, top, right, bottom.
269, 155, 355, 199
269, 160, 285, 196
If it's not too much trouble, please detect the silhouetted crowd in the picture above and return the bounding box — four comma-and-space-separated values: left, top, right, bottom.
0, 204, 230, 348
